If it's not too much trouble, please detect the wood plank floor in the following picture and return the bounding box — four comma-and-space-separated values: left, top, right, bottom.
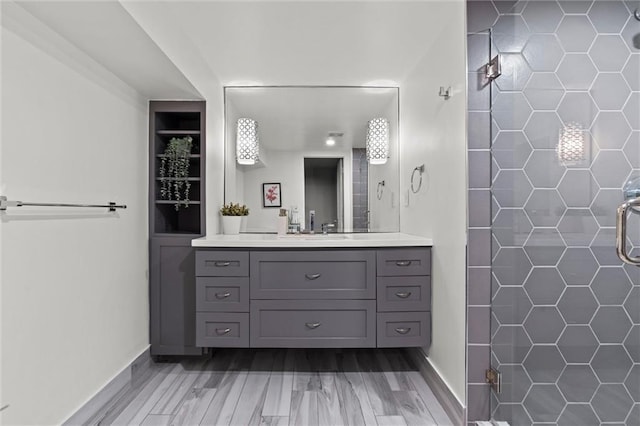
85, 349, 453, 426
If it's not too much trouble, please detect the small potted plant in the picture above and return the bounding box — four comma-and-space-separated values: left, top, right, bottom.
220, 202, 249, 235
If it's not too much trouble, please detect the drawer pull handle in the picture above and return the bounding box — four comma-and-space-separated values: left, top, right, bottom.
215, 292, 231, 299
395, 327, 411, 335
395, 291, 412, 299
305, 273, 322, 280
396, 260, 412, 267
214, 261, 231, 267
215, 328, 231, 335
305, 322, 321, 329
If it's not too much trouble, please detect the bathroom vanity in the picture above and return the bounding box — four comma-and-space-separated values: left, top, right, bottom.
192, 233, 432, 349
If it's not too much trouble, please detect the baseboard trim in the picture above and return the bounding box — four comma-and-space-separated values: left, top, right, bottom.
62, 346, 151, 425
405, 347, 465, 426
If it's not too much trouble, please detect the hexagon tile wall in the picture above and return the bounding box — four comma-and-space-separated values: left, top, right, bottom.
467, 1, 640, 424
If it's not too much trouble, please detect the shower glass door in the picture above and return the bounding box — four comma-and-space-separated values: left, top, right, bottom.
487, 1, 640, 424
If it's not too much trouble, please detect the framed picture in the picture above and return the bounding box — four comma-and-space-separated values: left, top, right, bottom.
262, 182, 281, 207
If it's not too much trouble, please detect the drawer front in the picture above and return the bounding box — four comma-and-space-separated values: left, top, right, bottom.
250, 251, 375, 299
377, 312, 431, 348
377, 248, 431, 276
196, 251, 249, 277
377, 276, 431, 312
250, 300, 376, 348
196, 277, 249, 312
196, 312, 249, 347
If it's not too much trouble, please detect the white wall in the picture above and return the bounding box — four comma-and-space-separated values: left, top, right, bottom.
0, 24, 148, 425
399, 0, 467, 405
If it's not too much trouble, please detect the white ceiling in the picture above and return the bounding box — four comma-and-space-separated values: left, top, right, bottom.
8, 1, 454, 95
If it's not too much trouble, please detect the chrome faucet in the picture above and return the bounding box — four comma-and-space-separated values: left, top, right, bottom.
321, 222, 336, 234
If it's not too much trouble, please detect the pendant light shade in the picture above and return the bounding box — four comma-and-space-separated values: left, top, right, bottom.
237, 118, 259, 165
366, 117, 389, 165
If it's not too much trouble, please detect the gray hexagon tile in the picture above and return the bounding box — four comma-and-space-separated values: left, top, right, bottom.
524, 267, 566, 306
558, 0, 593, 14
623, 54, 640, 90
523, 345, 566, 384
591, 73, 631, 111
467, 1, 499, 34
493, 92, 533, 131
524, 189, 566, 227
558, 247, 599, 285
624, 325, 640, 362
558, 209, 599, 246
493, 247, 533, 286
524, 228, 566, 266
523, 34, 564, 71
492, 403, 531, 425
524, 150, 566, 188
624, 286, 640, 323
557, 404, 600, 426
558, 169, 599, 207
493, 170, 533, 208
557, 365, 600, 402
557, 54, 598, 90
591, 189, 624, 226
558, 325, 599, 363
592, 384, 635, 423
590, 35, 631, 72
523, 73, 564, 110
591, 306, 633, 343
496, 54, 532, 92
592, 344, 633, 383
592, 111, 633, 149
623, 131, 640, 167
523, 111, 563, 149
524, 306, 566, 343
522, 1, 563, 33
493, 208, 532, 246
625, 364, 640, 402
621, 13, 640, 51
523, 384, 565, 422
496, 364, 532, 403
492, 0, 527, 14
493, 15, 531, 53
592, 150, 632, 188
591, 227, 626, 265
493, 325, 532, 364
557, 15, 597, 52
624, 92, 640, 130
558, 286, 599, 324
628, 404, 640, 425
492, 286, 533, 325
558, 92, 599, 128
492, 131, 532, 169
588, 0, 631, 33
591, 267, 632, 304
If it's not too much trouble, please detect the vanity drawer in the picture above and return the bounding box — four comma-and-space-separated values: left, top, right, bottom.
376, 312, 431, 348
250, 300, 376, 347
377, 276, 431, 312
377, 248, 431, 276
196, 312, 249, 347
196, 277, 249, 312
196, 250, 249, 277
250, 251, 375, 299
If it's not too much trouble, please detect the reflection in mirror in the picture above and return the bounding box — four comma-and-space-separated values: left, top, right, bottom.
224, 86, 399, 233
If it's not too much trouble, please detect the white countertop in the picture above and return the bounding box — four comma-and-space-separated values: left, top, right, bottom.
192, 232, 433, 248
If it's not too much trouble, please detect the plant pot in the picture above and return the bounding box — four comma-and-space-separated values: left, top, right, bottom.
222, 216, 243, 235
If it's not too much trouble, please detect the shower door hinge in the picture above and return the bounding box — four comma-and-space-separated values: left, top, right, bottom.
486, 368, 502, 394
485, 55, 501, 81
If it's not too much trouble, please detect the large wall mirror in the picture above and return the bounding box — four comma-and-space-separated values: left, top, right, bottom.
224, 86, 399, 233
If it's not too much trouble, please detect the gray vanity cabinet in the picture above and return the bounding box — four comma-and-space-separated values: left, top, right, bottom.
194, 247, 431, 349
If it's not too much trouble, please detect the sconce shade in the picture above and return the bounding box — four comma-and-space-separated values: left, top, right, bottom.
237, 118, 259, 165
557, 122, 585, 165
366, 117, 389, 165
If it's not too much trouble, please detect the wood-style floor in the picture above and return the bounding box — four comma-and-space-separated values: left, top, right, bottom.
85, 348, 453, 426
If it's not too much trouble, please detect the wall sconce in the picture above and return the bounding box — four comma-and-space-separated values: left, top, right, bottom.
236, 118, 259, 165
557, 122, 585, 166
366, 117, 389, 165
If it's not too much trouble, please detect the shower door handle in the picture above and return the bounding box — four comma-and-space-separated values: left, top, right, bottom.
616, 196, 640, 265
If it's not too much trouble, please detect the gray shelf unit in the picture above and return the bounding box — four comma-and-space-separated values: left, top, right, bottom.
149, 100, 206, 356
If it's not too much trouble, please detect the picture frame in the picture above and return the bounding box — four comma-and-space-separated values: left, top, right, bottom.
262, 182, 282, 207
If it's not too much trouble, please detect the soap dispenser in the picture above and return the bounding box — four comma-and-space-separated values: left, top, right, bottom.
277, 208, 288, 235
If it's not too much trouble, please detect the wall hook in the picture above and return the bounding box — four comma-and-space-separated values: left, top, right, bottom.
377, 180, 385, 200
439, 86, 451, 100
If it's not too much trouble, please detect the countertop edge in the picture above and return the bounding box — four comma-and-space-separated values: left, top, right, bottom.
191, 233, 433, 248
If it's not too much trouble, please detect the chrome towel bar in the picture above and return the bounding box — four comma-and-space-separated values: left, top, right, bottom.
0, 196, 126, 212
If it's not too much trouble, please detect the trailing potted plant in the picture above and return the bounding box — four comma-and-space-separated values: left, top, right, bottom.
220, 202, 249, 235
159, 136, 193, 211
